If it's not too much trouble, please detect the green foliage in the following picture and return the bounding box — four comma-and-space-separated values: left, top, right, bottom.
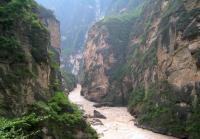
0, 36, 26, 63
48, 47, 62, 92
128, 81, 200, 138
162, 0, 183, 17
0, 0, 50, 79
29, 22, 49, 64
111, 63, 131, 81
180, 7, 200, 40
48, 48, 60, 70
99, 10, 137, 83
128, 42, 157, 80
0, 113, 48, 138
159, 0, 200, 43
139, 35, 146, 44
61, 68, 76, 91
0, 0, 52, 103
103, 1, 144, 24
0, 0, 50, 64
0, 92, 98, 139
140, 43, 158, 68
107, 0, 146, 16
35, 92, 83, 128
128, 86, 145, 109
186, 106, 200, 139
0, 37, 35, 90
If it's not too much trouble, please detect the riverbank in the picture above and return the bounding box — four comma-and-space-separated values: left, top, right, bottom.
69, 85, 178, 139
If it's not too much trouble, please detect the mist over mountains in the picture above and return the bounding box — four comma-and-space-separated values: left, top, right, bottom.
36, 0, 111, 51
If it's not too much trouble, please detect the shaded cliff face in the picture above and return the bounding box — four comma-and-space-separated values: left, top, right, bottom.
82, 0, 200, 138
0, 0, 61, 117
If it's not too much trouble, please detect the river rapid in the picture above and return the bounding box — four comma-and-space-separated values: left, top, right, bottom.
69, 85, 178, 139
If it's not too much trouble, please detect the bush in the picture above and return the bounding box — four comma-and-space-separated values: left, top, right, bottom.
0, 92, 98, 139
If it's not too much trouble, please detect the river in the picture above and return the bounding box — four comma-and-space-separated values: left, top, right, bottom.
69, 85, 178, 139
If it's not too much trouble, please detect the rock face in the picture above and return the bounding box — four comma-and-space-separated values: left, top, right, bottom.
38, 6, 61, 52
82, 0, 200, 138
46, 18, 60, 51
0, 2, 61, 117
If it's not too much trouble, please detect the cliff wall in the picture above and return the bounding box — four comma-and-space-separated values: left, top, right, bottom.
82, 0, 200, 138
0, 1, 97, 138
0, 0, 58, 117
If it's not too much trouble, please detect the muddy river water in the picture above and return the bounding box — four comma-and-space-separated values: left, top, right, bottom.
69, 85, 178, 139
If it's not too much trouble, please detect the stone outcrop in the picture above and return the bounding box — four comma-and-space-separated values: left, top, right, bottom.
82, 0, 200, 138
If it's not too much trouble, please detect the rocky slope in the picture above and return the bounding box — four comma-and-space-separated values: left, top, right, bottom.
82, 0, 200, 138
0, 0, 97, 138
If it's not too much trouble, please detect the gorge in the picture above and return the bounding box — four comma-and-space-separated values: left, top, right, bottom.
0, 0, 200, 139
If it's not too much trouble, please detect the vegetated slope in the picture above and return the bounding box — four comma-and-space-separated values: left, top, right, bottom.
82, 0, 200, 138
106, 0, 144, 16
0, 0, 97, 138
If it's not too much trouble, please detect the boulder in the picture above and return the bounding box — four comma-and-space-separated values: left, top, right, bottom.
93, 110, 106, 119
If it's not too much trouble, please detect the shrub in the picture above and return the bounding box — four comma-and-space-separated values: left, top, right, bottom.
0, 92, 98, 139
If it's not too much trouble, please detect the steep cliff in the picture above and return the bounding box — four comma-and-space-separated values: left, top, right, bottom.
42, 17, 60, 52
0, 0, 56, 117
0, 1, 97, 138
82, 0, 144, 104
82, 0, 200, 138
37, 6, 61, 51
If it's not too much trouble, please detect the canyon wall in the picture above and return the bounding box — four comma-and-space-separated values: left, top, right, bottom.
0, 1, 97, 138
82, 0, 200, 138
0, 2, 61, 117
